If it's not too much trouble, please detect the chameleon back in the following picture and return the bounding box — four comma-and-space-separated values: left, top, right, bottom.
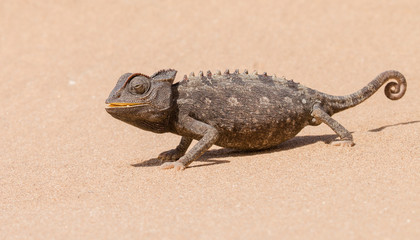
175, 71, 313, 149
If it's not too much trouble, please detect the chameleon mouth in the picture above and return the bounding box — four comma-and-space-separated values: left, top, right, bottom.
106, 102, 144, 108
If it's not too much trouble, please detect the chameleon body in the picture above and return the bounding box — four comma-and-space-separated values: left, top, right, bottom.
105, 69, 407, 170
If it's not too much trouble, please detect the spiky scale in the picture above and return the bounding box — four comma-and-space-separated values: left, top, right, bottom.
207, 71, 212, 78
199, 71, 204, 77
244, 69, 248, 74
224, 69, 230, 75
234, 69, 239, 74
189, 72, 195, 77
252, 70, 258, 75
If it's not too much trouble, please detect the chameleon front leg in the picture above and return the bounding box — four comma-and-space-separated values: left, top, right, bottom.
158, 136, 192, 161
311, 103, 355, 147
161, 116, 219, 170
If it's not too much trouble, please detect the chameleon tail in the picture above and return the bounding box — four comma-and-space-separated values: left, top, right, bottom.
322, 70, 407, 114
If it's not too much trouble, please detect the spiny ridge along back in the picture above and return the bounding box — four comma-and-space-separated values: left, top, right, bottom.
183, 69, 275, 78
179, 70, 292, 83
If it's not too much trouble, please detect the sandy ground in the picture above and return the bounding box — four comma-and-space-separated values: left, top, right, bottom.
1, 0, 419, 239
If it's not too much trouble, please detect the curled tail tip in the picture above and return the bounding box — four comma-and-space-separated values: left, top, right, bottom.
327, 70, 407, 114
381, 70, 407, 100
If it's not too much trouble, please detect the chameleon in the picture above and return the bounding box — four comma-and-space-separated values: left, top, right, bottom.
105, 69, 407, 170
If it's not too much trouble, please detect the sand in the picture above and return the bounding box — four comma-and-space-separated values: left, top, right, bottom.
1, 0, 419, 239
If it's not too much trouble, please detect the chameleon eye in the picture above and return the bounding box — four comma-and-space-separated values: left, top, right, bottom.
129, 77, 150, 95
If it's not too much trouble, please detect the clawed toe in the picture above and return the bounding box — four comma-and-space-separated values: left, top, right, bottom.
331, 140, 355, 147
160, 161, 186, 171
158, 149, 183, 161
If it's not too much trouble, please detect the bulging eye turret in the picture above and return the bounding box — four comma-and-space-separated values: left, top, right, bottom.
129, 77, 151, 95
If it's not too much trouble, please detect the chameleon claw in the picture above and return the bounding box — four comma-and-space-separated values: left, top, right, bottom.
160, 161, 186, 171
330, 140, 355, 147
158, 149, 184, 161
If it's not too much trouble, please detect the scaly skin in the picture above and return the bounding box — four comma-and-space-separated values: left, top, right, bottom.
105, 69, 407, 170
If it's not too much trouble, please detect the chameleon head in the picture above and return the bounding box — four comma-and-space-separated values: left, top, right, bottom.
105, 69, 177, 132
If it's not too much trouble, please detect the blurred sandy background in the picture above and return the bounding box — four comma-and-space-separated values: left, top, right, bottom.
1, 0, 419, 239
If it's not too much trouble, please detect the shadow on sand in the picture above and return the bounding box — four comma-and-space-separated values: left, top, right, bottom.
131, 133, 338, 168
368, 120, 420, 132
131, 120, 419, 169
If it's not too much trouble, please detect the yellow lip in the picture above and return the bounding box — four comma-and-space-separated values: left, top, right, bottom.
107, 102, 143, 108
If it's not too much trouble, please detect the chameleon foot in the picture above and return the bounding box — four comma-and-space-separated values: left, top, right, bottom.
331, 140, 355, 147
158, 149, 184, 161
160, 161, 186, 171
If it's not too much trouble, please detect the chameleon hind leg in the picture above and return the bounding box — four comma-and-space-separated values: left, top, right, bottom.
158, 136, 192, 161
311, 103, 355, 147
